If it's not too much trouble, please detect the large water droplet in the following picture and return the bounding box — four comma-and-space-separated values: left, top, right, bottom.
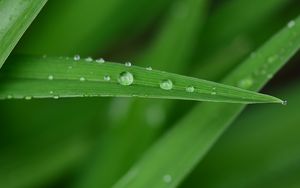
160, 79, 173, 90
74, 54, 80, 61
287, 20, 295, 28
118, 71, 134, 86
48, 75, 54, 80
186, 86, 195, 93
104, 75, 111, 81
163, 174, 172, 183
125, 62, 132, 67
238, 77, 253, 89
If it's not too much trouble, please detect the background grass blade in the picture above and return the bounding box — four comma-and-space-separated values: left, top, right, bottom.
0, 55, 280, 104
113, 15, 300, 188
0, 0, 47, 68
181, 82, 300, 188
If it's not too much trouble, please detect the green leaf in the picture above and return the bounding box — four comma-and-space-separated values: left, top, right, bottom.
0, 55, 280, 104
113, 15, 300, 188
0, 0, 47, 68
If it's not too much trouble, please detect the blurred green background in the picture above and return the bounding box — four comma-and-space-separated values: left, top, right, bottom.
1, 0, 300, 187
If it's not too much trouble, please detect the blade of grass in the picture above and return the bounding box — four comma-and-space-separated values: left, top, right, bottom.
73, 0, 210, 187
0, 0, 47, 68
113, 15, 300, 188
181, 82, 300, 188
0, 55, 280, 104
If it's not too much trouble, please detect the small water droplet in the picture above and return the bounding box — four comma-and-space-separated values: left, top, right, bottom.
53, 95, 59, 99
48, 75, 54, 80
282, 100, 288, 105
125, 62, 132, 67
160, 79, 173, 90
238, 77, 253, 89
267, 74, 273, 79
211, 91, 217, 95
74, 54, 80, 61
163, 174, 172, 183
80, 77, 85, 81
96, 58, 105, 63
42, 54, 47, 58
146, 66, 152, 71
104, 75, 111, 81
68, 65, 73, 69
267, 56, 277, 64
287, 20, 295, 28
85, 57, 93, 62
7, 95, 13, 99
49, 91, 54, 94
25, 96, 32, 100
186, 86, 195, 93
118, 71, 134, 86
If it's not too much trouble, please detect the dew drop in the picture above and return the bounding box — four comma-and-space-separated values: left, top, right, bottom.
287, 20, 295, 28
211, 91, 217, 95
96, 58, 105, 63
282, 100, 288, 105
146, 66, 153, 71
118, 71, 134, 86
85, 57, 93, 62
125, 62, 132, 67
238, 77, 253, 89
104, 75, 111, 81
160, 79, 173, 90
49, 91, 54, 94
53, 95, 59, 99
80, 77, 85, 81
186, 86, 195, 93
68, 65, 73, 69
74, 54, 80, 61
163, 174, 172, 183
25, 96, 32, 100
48, 75, 54, 80
7, 95, 12, 99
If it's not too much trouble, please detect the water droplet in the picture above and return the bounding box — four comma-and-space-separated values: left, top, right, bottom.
80, 77, 85, 81
104, 75, 111, 81
85, 57, 93, 62
211, 91, 217, 95
68, 65, 73, 69
282, 100, 288, 105
7, 95, 13, 99
238, 77, 254, 89
125, 62, 132, 67
53, 95, 59, 99
186, 86, 195, 93
163, 174, 172, 183
160, 79, 173, 90
267, 74, 273, 79
118, 71, 134, 86
96, 58, 105, 63
25, 96, 32, 100
287, 20, 295, 28
267, 55, 277, 64
49, 91, 54, 94
48, 75, 54, 80
74, 54, 80, 61
146, 66, 152, 71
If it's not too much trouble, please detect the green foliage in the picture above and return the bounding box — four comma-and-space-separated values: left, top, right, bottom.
0, 0, 299, 188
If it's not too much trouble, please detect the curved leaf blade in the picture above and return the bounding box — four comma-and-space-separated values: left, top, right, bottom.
0, 0, 47, 68
113, 15, 300, 188
0, 55, 281, 104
